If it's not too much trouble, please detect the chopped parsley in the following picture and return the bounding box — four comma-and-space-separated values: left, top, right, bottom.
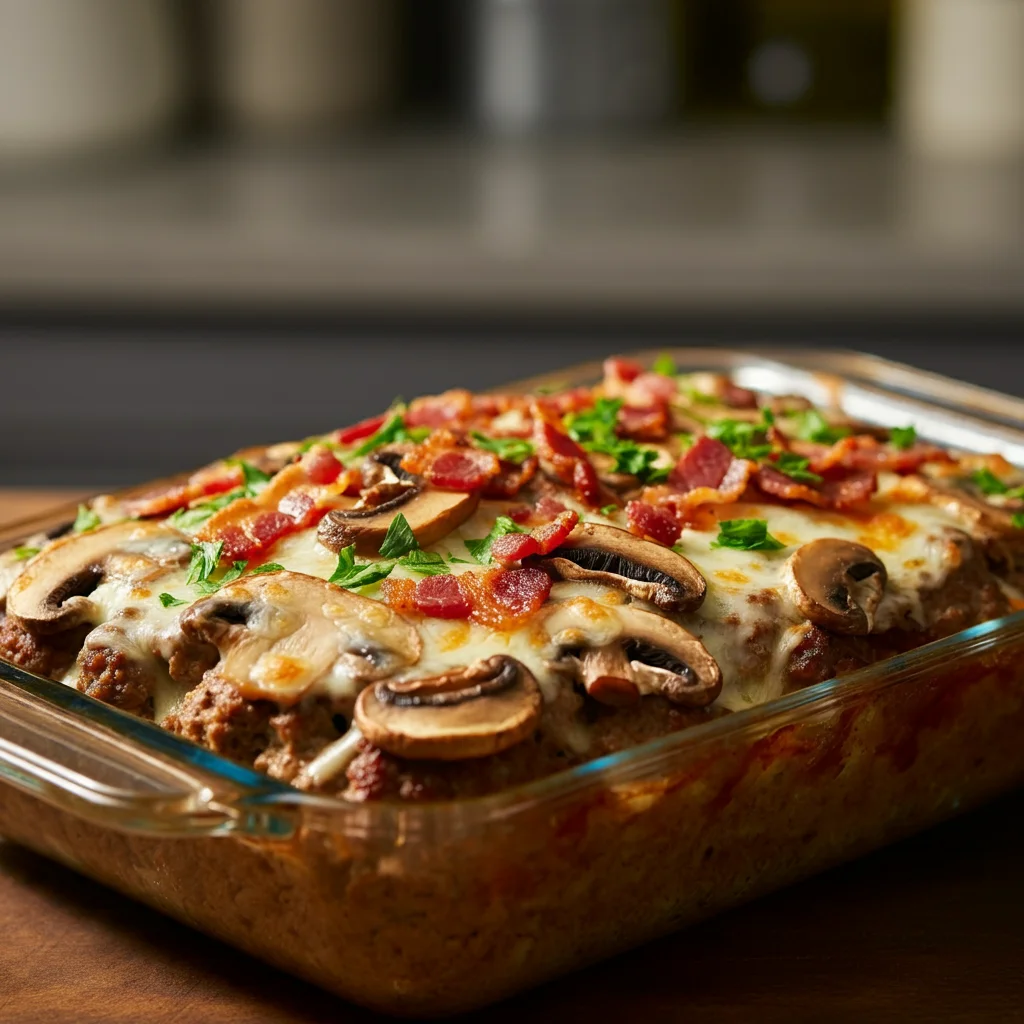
249, 562, 285, 575
470, 432, 535, 465
169, 488, 245, 530
599, 504, 619, 516
711, 518, 785, 552
12, 545, 40, 560
889, 425, 917, 450
159, 593, 187, 608
790, 408, 850, 445
378, 513, 420, 559
465, 516, 527, 564
350, 411, 418, 457
227, 459, 271, 492
652, 353, 676, 377
397, 550, 450, 576
972, 468, 1010, 495
73, 504, 101, 533
705, 416, 773, 461
773, 452, 823, 485
564, 397, 667, 483
328, 544, 395, 590
1013, 513, 1024, 530
685, 388, 718, 405
185, 540, 227, 594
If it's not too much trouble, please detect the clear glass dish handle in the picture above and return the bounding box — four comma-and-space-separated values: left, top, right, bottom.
0, 664, 296, 839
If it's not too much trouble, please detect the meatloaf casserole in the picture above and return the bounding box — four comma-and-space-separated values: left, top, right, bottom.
2, 355, 1022, 803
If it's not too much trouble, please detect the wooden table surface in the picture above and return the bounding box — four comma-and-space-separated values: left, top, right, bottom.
2, 491, 1024, 1024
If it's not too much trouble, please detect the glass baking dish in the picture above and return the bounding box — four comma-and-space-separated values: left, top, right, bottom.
2, 349, 1024, 1017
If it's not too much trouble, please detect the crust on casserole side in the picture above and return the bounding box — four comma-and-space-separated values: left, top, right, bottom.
1, 356, 1022, 802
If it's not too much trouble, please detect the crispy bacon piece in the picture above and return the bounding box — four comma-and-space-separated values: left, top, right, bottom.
531, 402, 604, 507
644, 457, 754, 517
483, 456, 538, 499
630, 372, 678, 406
535, 496, 569, 520
670, 436, 735, 491
617, 403, 669, 442
405, 389, 474, 429
424, 449, 501, 492
549, 387, 595, 416
124, 461, 243, 518
491, 533, 541, 564
414, 575, 472, 619
302, 447, 343, 485
792, 435, 952, 476
334, 413, 388, 447
754, 465, 876, 509
626, 501, 681, 547
462, 567, 553, 628
532, 510, 580, 554
720, 381, 758, 409
604, 357, 643, 387
505, 504, 533, 525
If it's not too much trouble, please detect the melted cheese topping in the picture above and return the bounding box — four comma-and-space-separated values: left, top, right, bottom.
47, 471, 978, 732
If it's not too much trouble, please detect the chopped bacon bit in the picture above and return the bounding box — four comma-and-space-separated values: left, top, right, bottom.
644, 457, 754, 518
550, 387, 595, 416
793, 435, 952, 476
405, 390, 474, 429
604, 357, 643, 386
631, 372, 678, 405
470, 395, 503, 418
250, 511, 295, 548
414, 575, 473, 619
334, 414, 388, 448
720, 382, 758, 409
491, 533, 542, 565
535, 496, 568, 520
488, 567, 552, 619
379, 577, 419, 615
424, 448, 501, 491
534, 415, 588, 462
572, 458, 603, 507
754, 465, 877, 509
670, 436, 734, 491
617, 404, 669, 441
124, 462, 243, 518
484, 456, 538, 499
532, 509, 580, 554
506, 504, 533, 524
277, 490, 319, 528
301, 446, 343, 485
626, 501, 681, 547
218, 525, 255, 561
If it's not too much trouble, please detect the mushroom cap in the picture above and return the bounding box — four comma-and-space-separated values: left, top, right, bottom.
355, 655, 542, 760
6, 520, 190, 634
541, 522, 706, 612
180, 570, 422, 704
785, 538, 888, 636
317, 487, 480, 556
544, 599, 722, 708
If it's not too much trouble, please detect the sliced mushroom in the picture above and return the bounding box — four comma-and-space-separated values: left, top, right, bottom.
318, 486, 479, 555
540, 523, 706, 612
545, 600, 722, 708
6, 521, 191, 634
785, 538, 887, 636
179, 570, 421, 704
355, 654, 541, 760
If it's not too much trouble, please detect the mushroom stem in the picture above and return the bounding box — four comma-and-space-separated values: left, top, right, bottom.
580, 642, 641, 707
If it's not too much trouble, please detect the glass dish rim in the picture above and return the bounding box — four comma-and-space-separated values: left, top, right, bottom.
4, 345, 1024, 836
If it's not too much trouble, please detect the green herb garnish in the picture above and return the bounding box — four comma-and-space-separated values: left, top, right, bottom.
790, 408, 851, 445
972, 468, 1009, 495
328, 543, 395, 590
652, 353, 676, 377
227, 459, 271, 492
12, 545, 40, 560
471, 432, 535, 465
564, 397, 666, 483
1013, 513, 1024, 530
73, 504, 101, 533
773, 452, 823, 485
465, 516, 528, 564
169, 488, 246, 530
397, 550, 451, 576
705, 418, 773, 461
599, 504, 619, 516
889, 425, 917, 450
711, 519, 785, 552
159, 593, 187, 608
378, 513, 420, 559
351, 412, 408, 457
186, 540, 223, 587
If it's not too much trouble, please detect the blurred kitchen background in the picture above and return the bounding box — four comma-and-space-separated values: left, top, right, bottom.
0, 0, 1022, 487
